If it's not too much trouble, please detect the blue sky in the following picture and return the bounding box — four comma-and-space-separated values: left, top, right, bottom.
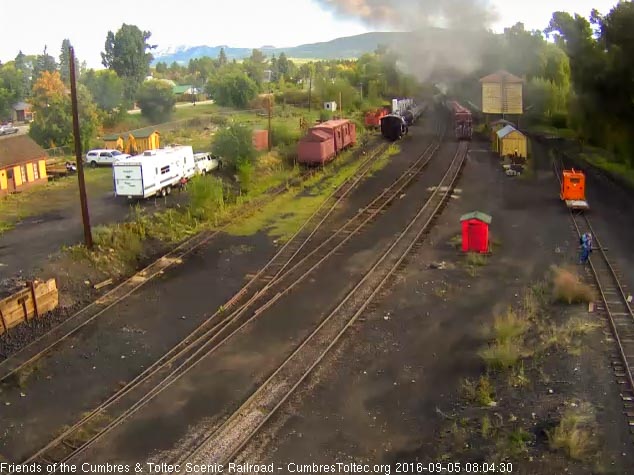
0, 0, 620, 68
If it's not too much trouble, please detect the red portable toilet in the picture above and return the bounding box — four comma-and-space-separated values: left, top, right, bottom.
460, 211, 492, 253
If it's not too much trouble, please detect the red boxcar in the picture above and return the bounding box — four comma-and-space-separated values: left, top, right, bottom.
298, 119, 357, 165
364, 108, 389, 128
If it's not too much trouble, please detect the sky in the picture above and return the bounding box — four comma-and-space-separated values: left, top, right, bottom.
0, 0, 621, 68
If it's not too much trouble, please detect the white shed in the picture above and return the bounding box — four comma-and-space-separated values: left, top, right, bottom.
324, 101, 337, 111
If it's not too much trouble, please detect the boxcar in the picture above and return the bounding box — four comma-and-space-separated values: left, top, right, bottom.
447, 101, 473, 140
298, 119, 356, 165
364, 108, 390, 128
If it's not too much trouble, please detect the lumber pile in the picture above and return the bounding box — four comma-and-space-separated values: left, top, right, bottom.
0, 279, 58, 336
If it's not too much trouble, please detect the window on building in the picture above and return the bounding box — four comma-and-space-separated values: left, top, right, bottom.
32, 163, 39, 180
20, 165, 27, 183
160, 165, 170, 174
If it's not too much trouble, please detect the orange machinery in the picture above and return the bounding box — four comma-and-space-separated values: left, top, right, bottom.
560, 169, 589, 210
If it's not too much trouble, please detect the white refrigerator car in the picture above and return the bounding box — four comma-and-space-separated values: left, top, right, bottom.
113, 145, 196, 198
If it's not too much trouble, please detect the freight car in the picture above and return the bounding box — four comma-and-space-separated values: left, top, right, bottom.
447, 100, 473, 140
380, 114, 408, 141
364, 107, 390, 128
297, 119, 357, 165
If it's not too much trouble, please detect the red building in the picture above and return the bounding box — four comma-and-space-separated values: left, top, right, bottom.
460, 211, 492, 253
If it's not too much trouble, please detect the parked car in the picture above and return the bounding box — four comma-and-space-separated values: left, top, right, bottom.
85, 149, 130, 167
193, 152, 220, 175
0, 123, 19, 136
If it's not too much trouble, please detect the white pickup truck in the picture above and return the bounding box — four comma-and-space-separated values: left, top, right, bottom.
0, 123, 19, 136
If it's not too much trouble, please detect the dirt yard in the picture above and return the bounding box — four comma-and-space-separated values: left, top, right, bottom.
237, 135, 634, 474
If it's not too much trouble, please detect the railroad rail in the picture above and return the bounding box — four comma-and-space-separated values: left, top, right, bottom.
554, 158, 634, 434
18, 128, 447, 468
8, 140, 392, 468
183, 141, 470, 465
0, 139, 383, 384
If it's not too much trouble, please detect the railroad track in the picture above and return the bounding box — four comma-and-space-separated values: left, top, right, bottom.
0, 139, 382, 384
553, 158, 634, 435
17, 129, 447, 468
7, 140, 393, 468
183, 140, 470, 465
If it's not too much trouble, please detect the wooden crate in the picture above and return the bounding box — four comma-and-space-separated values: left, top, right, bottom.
0, 279, 58, 335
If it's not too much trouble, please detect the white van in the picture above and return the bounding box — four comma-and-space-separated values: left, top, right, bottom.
113, 145, 195, 198
194, 152, 219, 175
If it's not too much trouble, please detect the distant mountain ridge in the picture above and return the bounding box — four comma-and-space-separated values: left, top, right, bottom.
152, 32, 412, 64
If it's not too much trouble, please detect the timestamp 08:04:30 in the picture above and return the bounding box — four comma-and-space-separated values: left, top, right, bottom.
395, 462, 514, 473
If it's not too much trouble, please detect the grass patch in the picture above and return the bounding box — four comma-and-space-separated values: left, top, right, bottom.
490, 307, 529, 343
226, 146, 377, 242
507, 361, 530, 388
495, 428, 532, 459
547, 403, 598, 461
579, 150, 634, 190
461, 375, 496, 406
479, 341, 525, 370
526, 123, 577, 140
551, 266, 595, 304
540, 317, 601, 354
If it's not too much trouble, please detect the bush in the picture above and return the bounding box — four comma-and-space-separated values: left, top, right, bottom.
188, 176, 224, 221
271, 123, 300, 147
551, 266, 595, 304
236, 159, 254, 193
547, 403, 597, 460
319, 110, 333, 122
212, 123, 256, 167
479, 341, 524, 370
551, 112, 568, 129
136, 80, 176, 123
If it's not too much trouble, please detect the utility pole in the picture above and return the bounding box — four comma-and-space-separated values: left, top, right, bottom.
267, 90, 272, 152
69, 46, 93, 249
339, 91, 342, 116
308, 74, 312, 113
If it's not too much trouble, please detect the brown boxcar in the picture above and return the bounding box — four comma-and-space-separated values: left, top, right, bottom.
298, 119, 356, 165
364, 108, 389, 128
297, 129, 336, 165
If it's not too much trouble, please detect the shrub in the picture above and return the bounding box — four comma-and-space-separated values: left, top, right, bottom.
271, 123, 300, 147
188, 176, 225, 221
550, 112, 568, 129
212, 123, 256, 167
236, 159, 254, 193
492, 308, 529, 343
548, 403, 597, 460
551, 266, 595, 304
136, 80, 176, 123
479, 340, 524, 370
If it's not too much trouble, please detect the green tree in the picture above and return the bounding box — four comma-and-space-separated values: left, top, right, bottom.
243, 49, 266, 87
136, 80, 176, 122
0, 64, 26, 118
59, 39, 80, 85
101, 24, 156, 102
29, 70, 100, 150
81, 69, 124, 111
218, 47, 227, 67
32, 46, 58, 83
211, 122, 256, 167
206, 70, 257, 108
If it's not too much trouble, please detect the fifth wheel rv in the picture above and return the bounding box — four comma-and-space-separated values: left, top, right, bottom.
113, 145, 195, 199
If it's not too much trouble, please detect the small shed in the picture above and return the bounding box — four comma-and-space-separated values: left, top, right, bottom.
489, 119, 515, 151
126, 130, 160, 155
12, 102, 33, 123
324, 101, 337, 112
252, 130, 269, 151
460, 211, 492, 253
496, 125, 527, 159
0, 135, 48, 195
103, 133, 125, 151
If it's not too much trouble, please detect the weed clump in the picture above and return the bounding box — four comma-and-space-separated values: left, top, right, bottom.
551, 266, 595, 304
548, 403, 597, 461
461, 376, 496, 406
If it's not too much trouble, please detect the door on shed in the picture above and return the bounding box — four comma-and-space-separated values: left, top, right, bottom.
468, 221, 487, 253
